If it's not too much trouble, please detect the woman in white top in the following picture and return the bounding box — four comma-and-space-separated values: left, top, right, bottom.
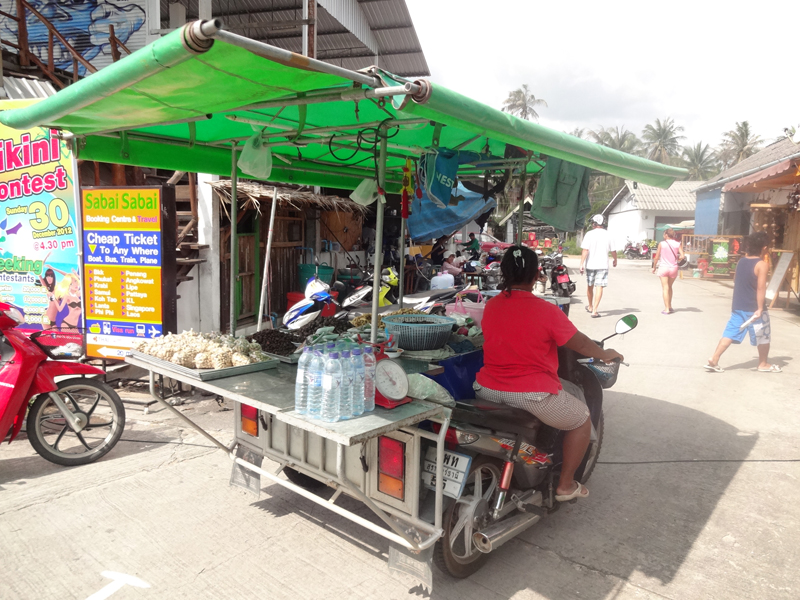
651, 228, 685, 314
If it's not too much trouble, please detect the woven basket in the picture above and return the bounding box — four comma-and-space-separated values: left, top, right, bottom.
382, 314, 456, 351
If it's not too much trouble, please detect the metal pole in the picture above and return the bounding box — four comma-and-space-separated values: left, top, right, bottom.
213, 29, 380, 88
230, 144, 238, 335
370, 125, 388, 344
398, 216, 406, 308
516, 171, 526, 245
257, 186, 279, 330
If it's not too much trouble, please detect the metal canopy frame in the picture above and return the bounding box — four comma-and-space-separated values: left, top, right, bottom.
0, 18, 686, 339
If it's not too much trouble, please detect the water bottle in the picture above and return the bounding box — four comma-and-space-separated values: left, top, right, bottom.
363, 346, 376, 412
294, 347, 313, 414
325, 341, 336, 354
351, 348, 366, 417
339, 350, 354, 420
306, 348, 325, 419
320, 352, 343, 422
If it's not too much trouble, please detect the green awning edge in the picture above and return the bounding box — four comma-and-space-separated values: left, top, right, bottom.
398, 82, 687, 188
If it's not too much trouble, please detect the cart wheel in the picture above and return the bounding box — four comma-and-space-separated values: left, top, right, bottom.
433, 456, 502, 578
284, 466, 327, 491
27, 378, 125, 466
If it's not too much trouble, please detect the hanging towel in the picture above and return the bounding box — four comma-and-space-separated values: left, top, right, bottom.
422, 149, 490, 208
531, 157, 591, 231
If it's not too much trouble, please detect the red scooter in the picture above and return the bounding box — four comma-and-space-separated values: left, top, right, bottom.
0, 302, 125, 466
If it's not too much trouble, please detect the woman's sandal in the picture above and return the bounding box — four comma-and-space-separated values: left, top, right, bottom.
555, 481, 589, 502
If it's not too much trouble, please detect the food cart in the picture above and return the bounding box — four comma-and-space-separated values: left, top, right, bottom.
0, 18, 685, 576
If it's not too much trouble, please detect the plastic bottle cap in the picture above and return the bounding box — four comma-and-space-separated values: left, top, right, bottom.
364, 347, 372, 354
329, 352, 340, 359
352, 348, 362, 355
342, 351, 350, 358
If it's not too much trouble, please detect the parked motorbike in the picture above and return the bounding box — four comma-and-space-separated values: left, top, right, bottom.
548, 263, 576, 316
0, 302, 126, 466
429, 315, 637, 577
334, 267, 399, 310
284, 277, 338, 329
624, 239, 652, 260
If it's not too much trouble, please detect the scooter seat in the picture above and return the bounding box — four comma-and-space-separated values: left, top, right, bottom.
470, 398, 541, 429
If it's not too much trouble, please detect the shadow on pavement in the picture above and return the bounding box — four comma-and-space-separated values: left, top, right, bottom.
0, 429, 184, 487
247, 393, 757, 599
671, 307, 703, 313
594, 307, 641, 317
723, 355, 792, 371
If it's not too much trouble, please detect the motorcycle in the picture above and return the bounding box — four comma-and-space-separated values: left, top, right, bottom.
548, 263, 576, 316
333, 267, 399, 310
624, 239, 652, 260
283, 277, 338, 329
0, 302, 126, 466
428, 315, 636, 577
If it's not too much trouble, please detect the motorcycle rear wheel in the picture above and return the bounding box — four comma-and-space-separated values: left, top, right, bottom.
434, 456, 502, 578
27, 378, 125, 466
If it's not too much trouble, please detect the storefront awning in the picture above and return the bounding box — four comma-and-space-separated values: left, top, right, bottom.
0, 21, 686, 192
723, 159, 800, 192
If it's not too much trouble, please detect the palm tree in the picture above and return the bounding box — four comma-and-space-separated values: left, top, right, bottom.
719, 121, 762, 168
682, 142, 718, 180
568, 127, 586, 139
642, 117, 685, 164
502, 84, 548, 121
589, 126, 642, 155
587, 126, 642, 206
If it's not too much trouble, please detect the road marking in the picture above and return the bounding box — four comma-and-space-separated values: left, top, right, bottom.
85, 571, 150, 600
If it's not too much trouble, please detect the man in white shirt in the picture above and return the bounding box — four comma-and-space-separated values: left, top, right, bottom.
579, 214, 617, 317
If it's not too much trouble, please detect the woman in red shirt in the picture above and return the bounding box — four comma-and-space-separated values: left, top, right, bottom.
475, 246, 623, 501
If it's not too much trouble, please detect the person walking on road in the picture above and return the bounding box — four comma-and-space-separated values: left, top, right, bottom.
651, 228, 686, 314
579, 214, 617, 318
705, 231, 781, 373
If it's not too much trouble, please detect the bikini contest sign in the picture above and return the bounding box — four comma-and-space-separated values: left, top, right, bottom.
82, 187, 165, 359
0, 99, 81, 332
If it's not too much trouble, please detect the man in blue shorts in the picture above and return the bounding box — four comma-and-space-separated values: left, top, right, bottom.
579, 214, 617, 318
705, 231, 781, 373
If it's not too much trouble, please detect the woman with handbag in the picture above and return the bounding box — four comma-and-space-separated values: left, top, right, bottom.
651, 228, 686, 314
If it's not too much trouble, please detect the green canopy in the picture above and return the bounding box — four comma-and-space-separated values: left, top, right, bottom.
0, 21, 686, 192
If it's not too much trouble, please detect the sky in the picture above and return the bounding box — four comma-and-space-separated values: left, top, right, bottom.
405, 0, 798, 150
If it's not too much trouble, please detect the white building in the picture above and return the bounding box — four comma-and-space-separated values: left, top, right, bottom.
602, 180, 700, 243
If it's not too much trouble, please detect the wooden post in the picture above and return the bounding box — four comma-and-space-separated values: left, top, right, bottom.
108, 24, 120, 62
93, 161, 100, 186
16, 0, 28, 67
47, 30, 52, 69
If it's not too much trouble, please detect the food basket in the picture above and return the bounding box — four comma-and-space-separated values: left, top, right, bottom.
30, 329, 84, 360
381, 314, 456, 351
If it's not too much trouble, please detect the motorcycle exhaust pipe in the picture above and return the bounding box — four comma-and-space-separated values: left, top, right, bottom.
472, 511, 540, 554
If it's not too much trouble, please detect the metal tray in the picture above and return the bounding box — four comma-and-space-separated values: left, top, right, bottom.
127, 350, 279, 381
262, 350, 300, 364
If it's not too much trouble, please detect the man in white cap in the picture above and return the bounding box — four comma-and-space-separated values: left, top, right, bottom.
579, 214, 617, 317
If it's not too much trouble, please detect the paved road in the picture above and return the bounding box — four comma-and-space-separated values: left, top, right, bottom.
2, 258, 799, 600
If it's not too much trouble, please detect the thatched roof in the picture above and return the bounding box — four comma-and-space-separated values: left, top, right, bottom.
209, 180, 369, 219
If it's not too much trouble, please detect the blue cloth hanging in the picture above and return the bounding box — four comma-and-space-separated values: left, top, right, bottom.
408, 183, 495, 241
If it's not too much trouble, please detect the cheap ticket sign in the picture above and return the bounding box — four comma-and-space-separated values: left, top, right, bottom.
82, 187, 164, 359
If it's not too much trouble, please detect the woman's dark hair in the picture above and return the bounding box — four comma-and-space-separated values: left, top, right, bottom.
43, 268, 56, 292
500, 245, 538, 295
744, 231, 769, 256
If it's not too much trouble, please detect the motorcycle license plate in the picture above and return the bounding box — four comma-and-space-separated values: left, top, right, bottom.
557, 274, 571, 283
421, 447, 472, 499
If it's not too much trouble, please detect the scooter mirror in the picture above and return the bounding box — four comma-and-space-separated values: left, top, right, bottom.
615, 314, 638, 335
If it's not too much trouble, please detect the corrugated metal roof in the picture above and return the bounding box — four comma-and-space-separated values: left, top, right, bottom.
0, 76, 57, 100
604, 180, 702, 214
704, 138, 799, 187
160, 0, 429, 77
